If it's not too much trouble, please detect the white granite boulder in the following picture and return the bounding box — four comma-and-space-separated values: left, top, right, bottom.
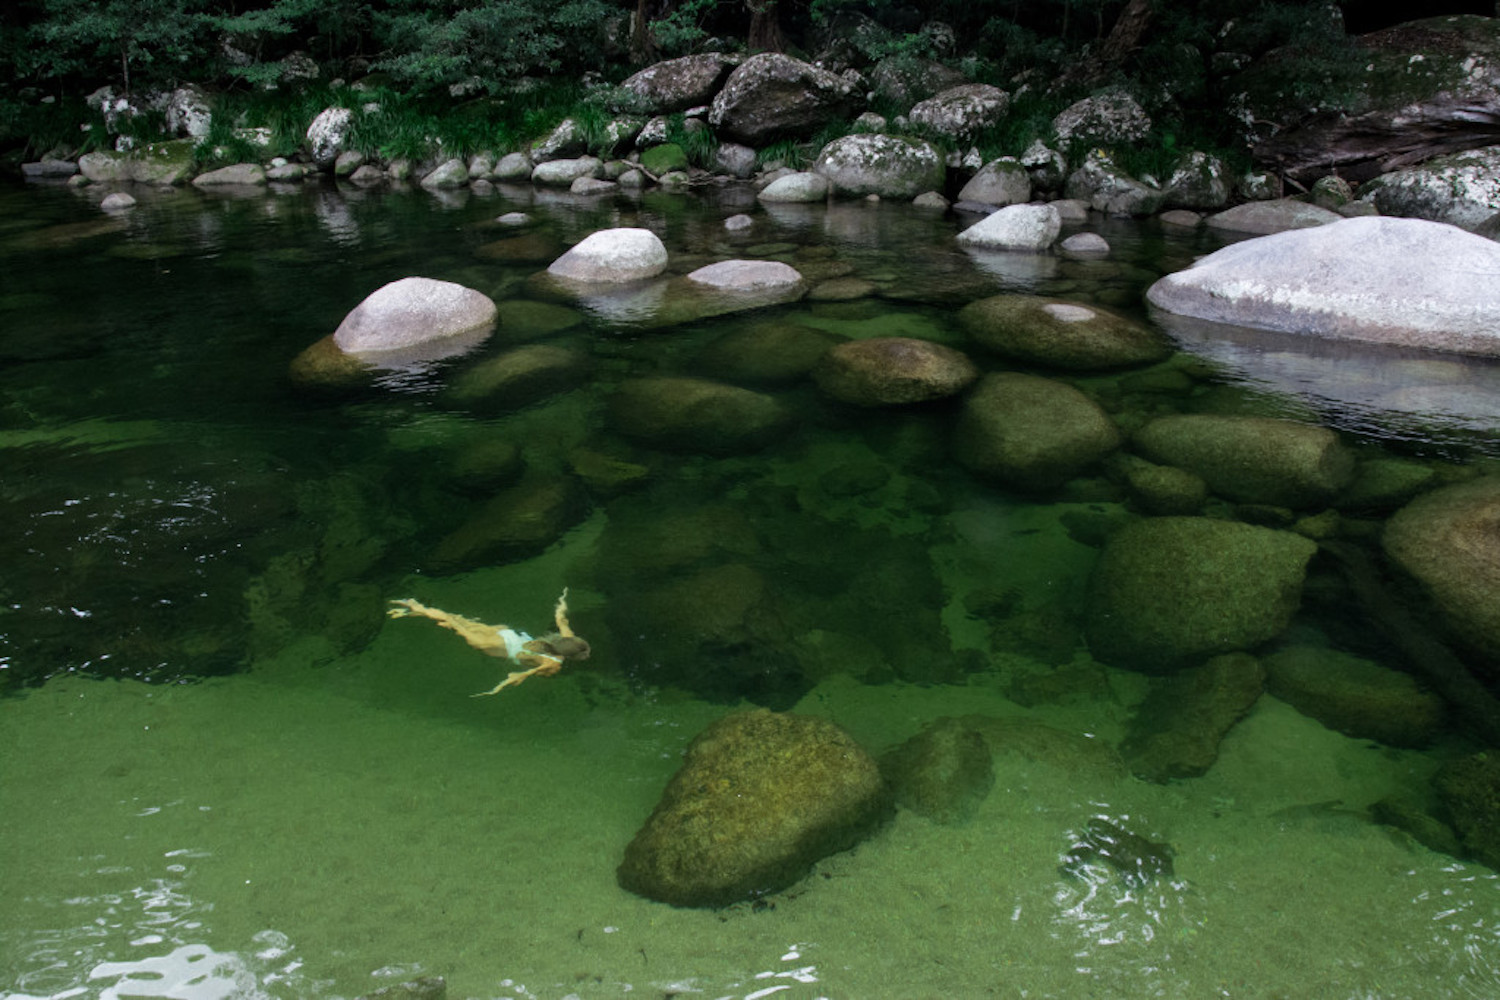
1359, 146, 1500, 230
306, 107, 354, 170
956, 203, 1061, 252
332, 277, 498, 354
1052, 90, 1151, 146
548, 228, 670, 283
757, 171, 830, 203
813, 134, 945, 199
686, 260, 802, 290
1147, 216, 1500, 357
532, 156, 603, 187
957, 157, 1031, 207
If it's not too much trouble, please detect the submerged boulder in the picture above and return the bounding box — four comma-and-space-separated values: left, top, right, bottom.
1133, 414, 1355, 508
1147, 216, 1500, 357
617, 709, 890, 907
427, 475, 588, 573
609, 376, 793, 454
1121, 652, 1266, 781
880, 718, 994, 824
954, 372, 1121, 490
1383, 477, 1500, 663
813, 134, 945, 200
1085, 517, 1318, 672
959, 295, 1171, 370
708, 52, 862, 144
547, 228, 669, 283
1265, 646, 1444, 748
813, 337, 978, 406
332, 277, 497, 355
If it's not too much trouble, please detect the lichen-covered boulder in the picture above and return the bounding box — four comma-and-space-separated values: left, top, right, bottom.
1085, 517, 1318, 672
164, 84, 213, 139
1133, 414, 1355, 508
332, 277, 498, 354
1064, 151, 1164, 217
959, 295, 1171, 370
617, 709, 890, 907
813, 337, 978, 406
869, 56, 968, 105
1146, 216, 1500, 357
956, 203, 1061, 252
813, 134, 945, 199
880, 718, 994, 824
908, 83, 1010, 142
1203, 199, 1342, 235
1265, 646, 1445, 748
306, 106, 354, 170
1121, 653, 1266, 781
1020, 140, 1068, 193
493, 152, 533, 181
757, 171, 830, 203
547, 228, 669, 283
616, 52, 737, 113
957, 157, 1031, 207
1384, 476, 1500, 662
1359, 145, 1500, 230
954, 372, 1121, 490
1163, 151, 1230, 211
1052, 90, 1151, 146
708, 52, 862, 144
609, 376, 793, 454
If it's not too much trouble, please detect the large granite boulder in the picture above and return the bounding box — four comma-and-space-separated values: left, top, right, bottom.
1146, 216, 1500, 357
1085, 517, 1319, 672
547, 228, 669, 283
617, 709, 890, 907
79, 140, 197, 185
609, 376, 793, 454
957, 158, 1031, 207
813, 337, 978, 406
1133, 414, 1355, 508
331, 277, 497, 355
813, 134, 945, 199
959, 295, 1171, 370
163, 84, 213, 139
1064, 151, 1164, 217
616, 53, 736, 113
1383, 477, 1500, 663
907, 83, 1010, 142
956, 203, 1061, 252
306, 106, 354, 170
1052, 90, 1151, 146
1203, 199, 1342, 235
953, 372, 1121, 490
1359, 145, 1500, 230
869, 56, 969, 105
708, 53, 862, 144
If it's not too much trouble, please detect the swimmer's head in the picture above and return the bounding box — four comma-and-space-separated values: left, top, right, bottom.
539, 635, 591, 660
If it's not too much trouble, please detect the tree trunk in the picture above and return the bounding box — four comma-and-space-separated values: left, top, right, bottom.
1061, 0, 1153, 88
746, 0, 784, 54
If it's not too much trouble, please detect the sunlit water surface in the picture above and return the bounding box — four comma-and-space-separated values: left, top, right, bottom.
2, 177, 1499, 1000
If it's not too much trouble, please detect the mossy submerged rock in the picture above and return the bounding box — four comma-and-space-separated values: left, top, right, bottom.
959, 294, 1172, 371
640, 142, 689, 175
954, 372, 1121, 491
813, 337, 978, 406
609, 376, 793, 454
1134, 414, 1355, 508
446, 344, 590, 412
1086, 517, 1318, 672
1265, 645, 1444, 748
1383, 476, 1500, 663
426, 474, 587, 573
695, 320, 844, 383
1436, 752, 1500, 870
1121, 652, 1266, 782
617, 709, 890, 907
880, 717, 994, 824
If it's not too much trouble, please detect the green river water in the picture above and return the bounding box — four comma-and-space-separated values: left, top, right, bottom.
2, 177, 1498, 1000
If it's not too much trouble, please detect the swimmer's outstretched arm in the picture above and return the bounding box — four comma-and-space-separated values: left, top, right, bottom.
387, 598, 512, 657
554, 588, 575, 638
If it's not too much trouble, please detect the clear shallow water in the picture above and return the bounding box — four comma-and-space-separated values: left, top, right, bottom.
2, 177, 1499, 999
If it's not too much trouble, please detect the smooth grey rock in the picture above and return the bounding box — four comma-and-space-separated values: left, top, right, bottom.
23, 158, 79, 178
709, 52, 862, 144
757, 171, 829, 203
1159, 209, 1202, 227
908, 83, 1010, 142
686, 260, 802, 290
956, 203, 1061, 251
531, 156, 603, 187
420, 158, 469, 190
813, 134, 945, 199
954, 372, 1121, 490
345, 164, 383, 186
715, 141, 757, 179
192, 163, 267, 187
724, 213, 754, 231
332, 277, 497, 355
100, 191, 136, 212
493, 152, 533, 181
1059, 232, 1110, 257
1204, 199, 1342, 234
333, 150, 365, 177
912, 191, 950, 210
570, 176, 617, 195
1147, 216, 1500, 357
547, 227, 669, 283
1085, 517, 1318, 672
1050, 198, 1090, 222
957, 157, 1031, 207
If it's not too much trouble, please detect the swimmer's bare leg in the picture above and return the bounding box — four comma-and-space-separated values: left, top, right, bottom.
388, 598, 512, 657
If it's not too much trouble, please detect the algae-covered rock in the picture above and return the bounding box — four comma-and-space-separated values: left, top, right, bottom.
427, 475, 587, 573
1265, 645, 1444, 748
640, 143, 689, 175
813, 337, 978, 406
1435, 752, 1500, 870
447, 344, 590, 412
959, 294, 1171, 371
1134, 414, 1354, 508
609, 376, 793, 454
695, 320, 843, 383
1383, 476, 1500, 663
954, 372, 1121, 491
1121, 652, 1266, 781
618, 709, 890, 907
1086, 517, 1318, 672
880, 718, 994, 824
